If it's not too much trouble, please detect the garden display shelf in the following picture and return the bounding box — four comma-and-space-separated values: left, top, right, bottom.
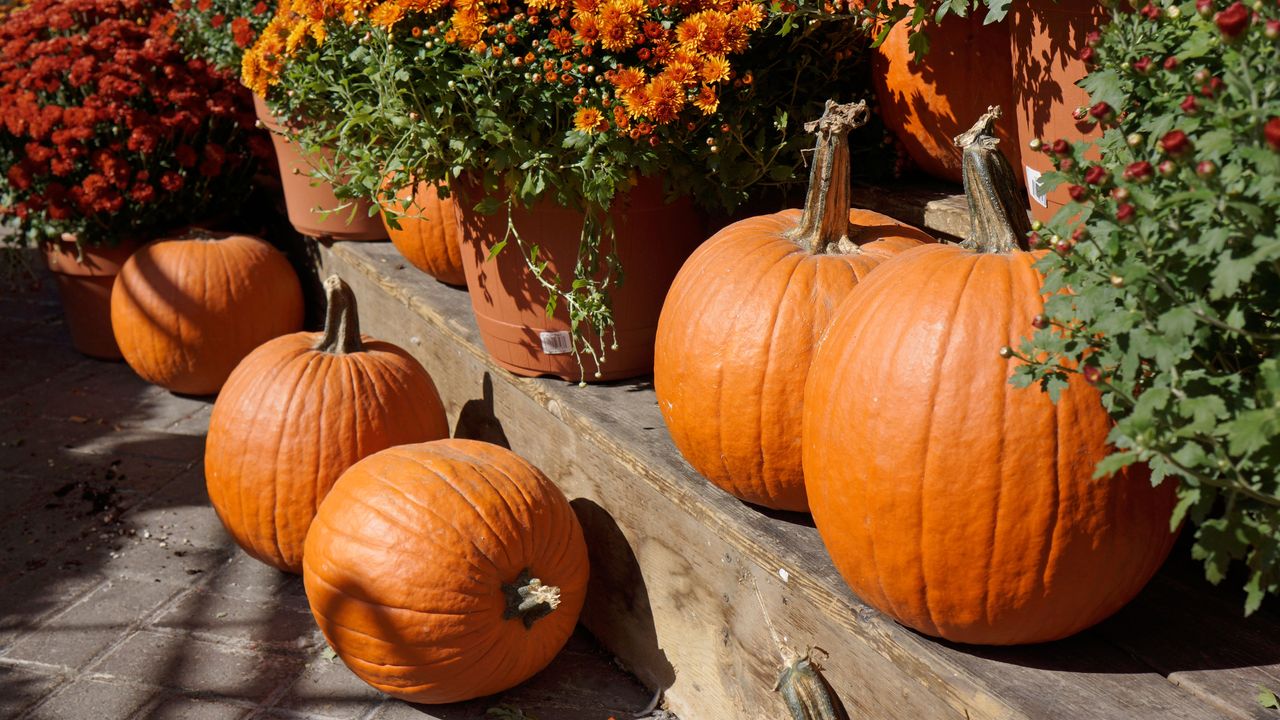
314, 210, 1278, 720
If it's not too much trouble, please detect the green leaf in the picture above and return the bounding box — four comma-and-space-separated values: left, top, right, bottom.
486, 239, 507, 262
1093, 451, 1139, 479
1259, 687, 1280, 710
984, 0, 1011, 23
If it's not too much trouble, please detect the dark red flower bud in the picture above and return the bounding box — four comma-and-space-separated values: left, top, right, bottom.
1116, 203, 1137, 224
1051, 139, 1072, 156
1079, 46, 1096, 63
1028, 231, 1042, 248
1122, 161, 1154, 183
1196, 0, 1214, 17
1266, 117, 1280, 151
1068, 184, 1090, 201
1084, 165, 1109, 185
1082, 365, 1103, 384
1142, 3, 1161, 19
1089, 102, 1115, 121
1200, 77, 1224, 97
1266, 19, 1280, 40
1163, 56, 1179, 70
1181, 95, 1199, 114
1071, 226, 1089, 242
1032, 314, 1050, 329
1059, 158, 1076, 172
1193, 67, 1211, 84
1085, 31, 1102, 47
1196, 160, 1218, 178
1215, 2, 1251, 38
1132, 56, 1153, 74
1160, 130, 1193, 156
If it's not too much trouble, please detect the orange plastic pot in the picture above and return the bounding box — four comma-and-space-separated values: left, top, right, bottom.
253, 96, 387, 241
455, 178, 702, 382
872, 8, 1021, 185
42, 237, 139, 359
1010, 0, 1108, 222
381, 181, 465, 286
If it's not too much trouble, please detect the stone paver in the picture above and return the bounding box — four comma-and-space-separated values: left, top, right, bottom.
0, 277, 661, 720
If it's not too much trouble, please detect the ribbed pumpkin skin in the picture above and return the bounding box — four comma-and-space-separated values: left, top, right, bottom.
872, 14, 1021, 184
303, 440, 589, 703
802, 244, 1178, 645
382, 182, 465, 286
111, 235, 303, 395
655, 208, 931, 512
205, 334, 449, 573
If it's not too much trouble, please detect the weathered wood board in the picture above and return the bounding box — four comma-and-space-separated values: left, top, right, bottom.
317, 239, 1277, 720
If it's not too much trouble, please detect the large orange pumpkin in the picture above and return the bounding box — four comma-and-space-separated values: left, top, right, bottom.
654, 101, 934, 513
802, 109, 1177, 645
381, 181, 466, 286
873, 10, 1022, 184
303, 439, 589, 703
110, 231, 303, 395
205, 275, 449, 573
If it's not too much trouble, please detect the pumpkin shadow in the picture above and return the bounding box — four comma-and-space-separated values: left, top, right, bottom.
939, 530, 1280, 676
569, 497, 677, 697
453, 373, 510, 449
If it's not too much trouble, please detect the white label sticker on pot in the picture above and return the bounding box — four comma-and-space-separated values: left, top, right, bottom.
1025, 166, 1048, 207
540, 331, 573, 355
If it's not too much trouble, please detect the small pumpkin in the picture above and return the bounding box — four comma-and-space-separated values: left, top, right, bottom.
110, 231, 304, 395
381, 180, 466, 286
205, 275, 449, 573
303, 439, 588, 703
654, 100, 934, 512
802, 108, 1177, 645
872, 10, 1022, 184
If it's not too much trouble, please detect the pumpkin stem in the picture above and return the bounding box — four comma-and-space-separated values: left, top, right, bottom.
953, 106, 1032, 254
502, 569, 562, 629
785, 99, 870, 256
316, 275, 364, 354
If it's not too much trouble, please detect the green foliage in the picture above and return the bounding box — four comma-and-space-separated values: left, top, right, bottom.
265, 10, 891, 378
1011, 0, 1280, 613
859, 0, 1010, 57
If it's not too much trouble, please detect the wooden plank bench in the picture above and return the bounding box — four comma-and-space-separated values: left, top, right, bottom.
313, 188, 1280, 720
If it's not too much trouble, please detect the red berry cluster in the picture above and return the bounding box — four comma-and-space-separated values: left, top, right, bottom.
0, 0, 266, 239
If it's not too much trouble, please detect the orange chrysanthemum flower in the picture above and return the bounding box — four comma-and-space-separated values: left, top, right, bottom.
645, 75, 684, 123
693, 84, 718, 114
573, 107, 608, 133
610, 66, 646, 93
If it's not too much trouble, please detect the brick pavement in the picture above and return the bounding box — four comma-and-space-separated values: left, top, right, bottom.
0, 274, 659, 720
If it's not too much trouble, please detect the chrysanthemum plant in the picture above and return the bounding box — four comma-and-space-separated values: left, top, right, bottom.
243, 0, 888, 374
0, 0, 266, 251
1011, 0, 1280, 612
174, 0, 276, 74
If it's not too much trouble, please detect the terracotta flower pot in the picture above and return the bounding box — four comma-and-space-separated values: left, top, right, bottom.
380, 181, 466, 286
873, 10, 1022, 185
42, 237, 139, 359
455, 177, 702, 382
253, 96, 387, 241
1010, 0, 1108, 222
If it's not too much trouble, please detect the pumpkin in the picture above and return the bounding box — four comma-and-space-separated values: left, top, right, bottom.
654, 100, 934, 512
381, 181, 465, 286
872, 11, 1022, 184
303, 439, 589, 703
205, 275, 449, 573
110, 231, 304, 395
801, 108, 1177, 645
